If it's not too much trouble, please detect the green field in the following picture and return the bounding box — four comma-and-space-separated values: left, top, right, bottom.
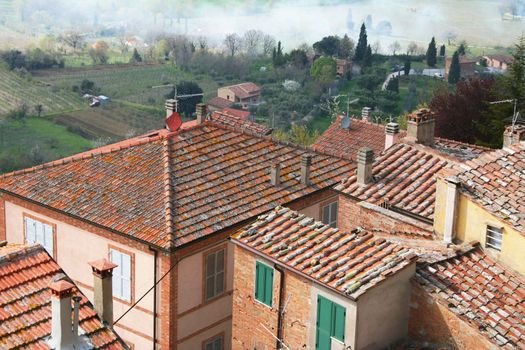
0, 65, 84, 116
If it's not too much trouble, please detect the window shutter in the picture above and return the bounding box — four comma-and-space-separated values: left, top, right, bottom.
255, 262, 261, 300
332, 303, 346, 341
110, 250, 122, 299
265, 265, 274, 306
25, 218, 36, 243
122, 253, 131, 301
43, 224, 54, 256
35, 221, 44, 246
322, 205, 330, 224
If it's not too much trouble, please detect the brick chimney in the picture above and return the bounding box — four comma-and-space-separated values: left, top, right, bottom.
270, 162, 281, 187
385, 122, 400, 150
300, 154, 312, 185
165, 99, 177, 118
503, 124, 525, 148
443, 176, 460, 244
49, 280, 77, 349
406, 108, 435, 146
88, 259, 118, 326
361, 107, 371, 122
357, 147, 374, 185
196, 103, 207, 124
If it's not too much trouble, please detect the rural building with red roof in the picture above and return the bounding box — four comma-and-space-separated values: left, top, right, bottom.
217, 82, 261, 110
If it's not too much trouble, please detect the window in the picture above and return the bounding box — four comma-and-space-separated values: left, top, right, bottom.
203, 335, 223, 350
322, 202, 338, 228
110, 248, 132, 302
25, 216, 54, 257
205, 248, 225, 301
316, 295, 346, 350
255, 261, 274, 307
486, 225, 503, 251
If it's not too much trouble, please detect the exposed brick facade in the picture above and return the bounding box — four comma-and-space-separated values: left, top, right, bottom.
408, 283, 495, 350
338, 195, 432, 234
0, 194, 5, 241
231, 245, 311, 350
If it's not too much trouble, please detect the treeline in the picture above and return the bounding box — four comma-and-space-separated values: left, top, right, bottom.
0, 49, 64, 70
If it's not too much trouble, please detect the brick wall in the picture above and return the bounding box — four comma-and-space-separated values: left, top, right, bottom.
0, 194, 5, 241
408, 283, 495, 349
338, 196, 432, 234
231, 245, 311, 350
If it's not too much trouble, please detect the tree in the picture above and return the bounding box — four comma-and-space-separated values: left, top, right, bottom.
313, 36, 340, 57
59, 31, 85, 52
262, 34, 276, 57
0, 50, 25, 69
129, 48, 142, 63
426, 37, 437, 67
273, 124, 319, 146
88, 41, 109, 65
310, 57, 336, 84
386, 76, 399, 93
243, 29, 263, 57
287, 49, 308, 69
457, 41, 467, 55
362, 45, 373, 67
407, 42, 418, 55
503, 36, 525, 111
34, 104, 43, 117
448, 51, 461, 84
388, 41, 401, 56
272, 41, 286, 67
371, 41, 381, 54
439, 44, 446, 57
338, 34, 354, 59
197, 36, 208, 51
224, 33, 242, 57
166, 81, 203, 118
117, 35, 129, 54
430, 78, 498, 145
404, 58, 411, 76
354, 23, 368, 62
6, 104, 29, 125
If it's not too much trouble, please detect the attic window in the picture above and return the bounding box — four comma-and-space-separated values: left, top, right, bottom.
485, 225, 503, 251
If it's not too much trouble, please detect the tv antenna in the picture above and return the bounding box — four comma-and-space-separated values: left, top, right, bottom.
490, 99, 519, 131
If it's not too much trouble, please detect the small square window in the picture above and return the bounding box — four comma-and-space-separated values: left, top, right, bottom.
322, 202, 338, 228
203, 335, 223, 350
486, 225, 503, 251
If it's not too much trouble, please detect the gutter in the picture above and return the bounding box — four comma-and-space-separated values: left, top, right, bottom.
275, 264, 286, 350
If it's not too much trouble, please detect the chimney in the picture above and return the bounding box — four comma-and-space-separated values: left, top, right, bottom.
357, 147, 374, 185
385, 122, 400, 150
270, 162, 281, 187
49, 280, 76, 349
165, 99, 177, 118
300, 154, 312, 185
72, 296, 81, 336
503, 124, 525, 148
406, 108, 435, 146
196, 103, 207, 124
443, 176, 460, 244
361, 107, 371, 122
88, 259, 118, 326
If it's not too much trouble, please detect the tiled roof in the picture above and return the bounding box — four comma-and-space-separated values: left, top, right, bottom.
335, 140, 491, 220
209, 111, 271, 135
0, 244, 127, 350
0, 122, 352, 250
207, 97, 233, 109
416, 243, 525, 349
222, 108, 251, 120
312, 117, 400, 160
223, 82, 260, 99
456, 142, 525, 233
233, 207, 416, 299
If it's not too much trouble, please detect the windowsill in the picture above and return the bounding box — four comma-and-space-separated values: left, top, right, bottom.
254, 298, 273, 309
203, 290, 226, 305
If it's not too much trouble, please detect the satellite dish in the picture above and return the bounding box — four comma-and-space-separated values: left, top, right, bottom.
341, 115, 351, 130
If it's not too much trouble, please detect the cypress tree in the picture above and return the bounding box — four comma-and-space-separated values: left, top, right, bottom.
439, 44, 446, 57
354, 23, 368, 62
404, 58, 411, 76
426, 37, 437, 67
362, 44, 372, 67
448, 51, 461, 84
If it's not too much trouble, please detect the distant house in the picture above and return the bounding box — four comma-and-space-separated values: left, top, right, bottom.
444, 55, 477, 79
207, 96, 234, 112
482, 54, 513, 71
217, 82, 261, 110
335, 58, 352, 77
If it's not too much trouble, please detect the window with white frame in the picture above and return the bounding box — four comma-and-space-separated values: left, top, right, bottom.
110, 248, 132, 302
322, 201, 338, 228
486, 225, 503, 251
25, 216, 54, 256
205, 248, 225, 301
203, 335, 223, 350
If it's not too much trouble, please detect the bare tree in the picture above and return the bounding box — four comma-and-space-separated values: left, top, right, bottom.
117, 35, 129, 54
371, 40, 381, 54
197, 36, 208, 51
243, 29, 263, 57
407, 42, 418, 55
224, 33, 242, 57
59, 31, 85, 52
262, 34, 276, 57
388, 41, 401, 55
444, 31, 457, 45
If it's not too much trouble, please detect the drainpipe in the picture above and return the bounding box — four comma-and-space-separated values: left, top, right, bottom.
275, 264, 286, 350
150, 248, 158, 350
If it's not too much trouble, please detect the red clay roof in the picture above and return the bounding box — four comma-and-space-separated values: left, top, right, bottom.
455, 142, 525, 233
209, 111, 271, 135
0, 122, 352, 250
312, 117, 400, 160
222, 82, 260, 99
207, 97, 233, 109
222, 107, 251, 120
416, 243, 525, 348
0, 244, 127, 349
233, 206, 416, 299
335, 140, 491, 220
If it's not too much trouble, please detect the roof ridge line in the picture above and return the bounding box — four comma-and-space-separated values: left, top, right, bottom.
162, 138, 175, 250
434, 136, 494, 152
424, 241, 480, 266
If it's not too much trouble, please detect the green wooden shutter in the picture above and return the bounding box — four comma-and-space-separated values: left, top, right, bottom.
255, 262, 262, 300
255, 261, 273, 306
332, 303, 346, 341
316, 296, 333, 350
264, 265, 274, 306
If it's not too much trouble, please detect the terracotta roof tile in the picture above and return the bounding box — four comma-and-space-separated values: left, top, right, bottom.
209, 111, 271, 135
222, 108, 251, 120
0, 244, 127, 350
223, 82, 260, 99
456, 142, 525, 233
0, 123, 352, 249
233, 207, 416, 299
416, 244, 525, 348
206, 97, 233, 109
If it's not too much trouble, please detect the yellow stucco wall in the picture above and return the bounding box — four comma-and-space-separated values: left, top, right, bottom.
434, 178, 525, 275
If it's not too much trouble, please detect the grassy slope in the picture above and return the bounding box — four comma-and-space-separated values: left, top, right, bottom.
0, 65, 84, 116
